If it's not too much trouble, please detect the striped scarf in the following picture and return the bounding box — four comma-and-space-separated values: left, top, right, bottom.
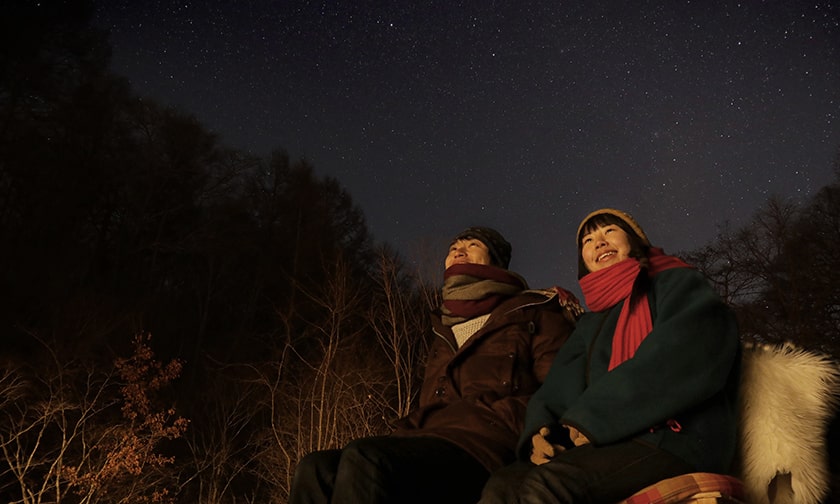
580, 248, 690, 370
440, 263, 527, 326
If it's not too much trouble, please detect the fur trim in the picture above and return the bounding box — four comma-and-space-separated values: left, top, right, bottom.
738, 342, 840, 504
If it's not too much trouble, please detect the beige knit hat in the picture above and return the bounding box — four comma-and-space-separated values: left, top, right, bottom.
576, 208, 651, 247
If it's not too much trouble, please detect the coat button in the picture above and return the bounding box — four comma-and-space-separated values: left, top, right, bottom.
434, 387, 445, 397
502, 380, 510, 387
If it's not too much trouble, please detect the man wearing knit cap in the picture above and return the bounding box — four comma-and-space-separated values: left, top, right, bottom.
450, 226, 513, 270
289, 226, 582, 504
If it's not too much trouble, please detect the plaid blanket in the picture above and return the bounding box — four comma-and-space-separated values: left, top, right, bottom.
619, 472, 745, 503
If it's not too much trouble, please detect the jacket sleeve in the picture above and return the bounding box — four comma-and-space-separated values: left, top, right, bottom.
560, 268, 740, 445
516, 315, 593, 458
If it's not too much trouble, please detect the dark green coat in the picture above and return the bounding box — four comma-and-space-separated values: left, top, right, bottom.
519, 268, 741, 473
392, 290, 578, 472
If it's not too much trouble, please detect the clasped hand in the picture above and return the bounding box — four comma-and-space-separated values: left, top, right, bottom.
529, 425, 591, 465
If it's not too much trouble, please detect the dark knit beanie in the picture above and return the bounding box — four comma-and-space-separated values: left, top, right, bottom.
451, 226, 512, 269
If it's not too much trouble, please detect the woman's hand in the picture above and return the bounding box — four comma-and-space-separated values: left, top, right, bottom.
530, 426, 565, 465
566, 425, 590, 446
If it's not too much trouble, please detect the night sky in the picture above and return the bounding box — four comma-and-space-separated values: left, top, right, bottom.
92, 1, 840, 295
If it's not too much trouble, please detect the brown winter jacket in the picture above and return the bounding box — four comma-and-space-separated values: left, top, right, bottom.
391, 289, 578, 472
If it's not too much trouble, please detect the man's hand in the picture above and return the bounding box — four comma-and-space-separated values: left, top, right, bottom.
530, 426, 565, 465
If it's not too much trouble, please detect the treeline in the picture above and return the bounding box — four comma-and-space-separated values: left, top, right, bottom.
1, 1, 839, 503
1, 2, 432, 503
684, 184, 840, 358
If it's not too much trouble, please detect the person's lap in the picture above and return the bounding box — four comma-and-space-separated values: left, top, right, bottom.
479, 439, 694, 504
289, 435, 489, 504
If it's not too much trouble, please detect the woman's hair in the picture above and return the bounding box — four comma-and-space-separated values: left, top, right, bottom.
577, 213, 651, 279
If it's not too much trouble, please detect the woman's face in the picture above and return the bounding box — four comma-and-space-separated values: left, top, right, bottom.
445, 239, 492, 269
580, 224, 632, 273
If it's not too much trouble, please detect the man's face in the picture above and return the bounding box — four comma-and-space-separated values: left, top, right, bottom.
445, 238, 492, 269
580, 224, 632, 273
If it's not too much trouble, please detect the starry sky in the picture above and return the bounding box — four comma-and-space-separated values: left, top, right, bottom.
92, 1, 840, 295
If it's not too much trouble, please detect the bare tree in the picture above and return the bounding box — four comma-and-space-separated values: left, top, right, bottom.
787, 177, 840, 354
177, 363, 265, 504
682, 223, 764, 306
687, 177, 840, 357
0, 334, 187, 504
233, 253, 374, 503
366, 246, 431, 420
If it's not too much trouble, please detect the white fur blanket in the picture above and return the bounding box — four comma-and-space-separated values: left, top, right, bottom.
738, 342, 840, 504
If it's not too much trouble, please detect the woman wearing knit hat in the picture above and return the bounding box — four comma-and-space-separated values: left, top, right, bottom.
289, 226, 582, 504
478, 209, 741, 503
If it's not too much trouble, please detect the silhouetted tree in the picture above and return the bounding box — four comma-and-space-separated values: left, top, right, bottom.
686, 164, 840, 357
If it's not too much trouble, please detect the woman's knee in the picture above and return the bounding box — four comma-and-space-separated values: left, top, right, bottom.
479, 462, 531, 503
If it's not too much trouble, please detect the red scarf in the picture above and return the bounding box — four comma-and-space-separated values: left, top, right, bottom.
580, 248, 691, 370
